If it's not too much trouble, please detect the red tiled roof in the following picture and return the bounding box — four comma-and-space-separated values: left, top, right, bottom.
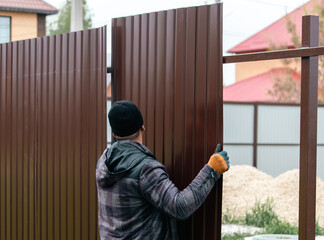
228, 1, 313, 54
223, 68, 300, 102
0, 0, 58, 15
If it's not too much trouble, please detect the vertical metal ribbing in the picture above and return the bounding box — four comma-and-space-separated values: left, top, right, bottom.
0, 27, 106, 240
112, 4, 224, 239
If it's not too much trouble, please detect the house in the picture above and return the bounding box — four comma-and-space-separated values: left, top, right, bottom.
0, 0, 58, 43
223, 67, 300, 102
224, 0, 315, 102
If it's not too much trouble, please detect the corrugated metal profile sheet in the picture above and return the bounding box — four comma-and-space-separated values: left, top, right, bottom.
0, 26, 107, 240
112, 4, 223, 239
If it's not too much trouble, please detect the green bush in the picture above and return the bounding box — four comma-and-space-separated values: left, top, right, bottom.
222, 198, 324, 238
316, 221, 324, 235
245, 198, 299, 234
265, 220, 298, 235
245, 198, 278, 228
223, 208, 244, 225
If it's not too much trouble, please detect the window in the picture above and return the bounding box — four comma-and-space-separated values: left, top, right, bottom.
0, 16, 10, 43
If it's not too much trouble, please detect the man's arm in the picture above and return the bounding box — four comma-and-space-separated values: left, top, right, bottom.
139, 161, 220, 220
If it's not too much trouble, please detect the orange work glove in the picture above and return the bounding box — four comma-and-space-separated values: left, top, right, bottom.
208, 144, 230, 174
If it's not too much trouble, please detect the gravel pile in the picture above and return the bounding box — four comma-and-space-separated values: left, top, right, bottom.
222, 224, 262, 236
222, 165, 324, 227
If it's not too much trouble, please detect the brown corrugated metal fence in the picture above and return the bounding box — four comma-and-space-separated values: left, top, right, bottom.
0, 27, 106, 240
112, 4, 223, 239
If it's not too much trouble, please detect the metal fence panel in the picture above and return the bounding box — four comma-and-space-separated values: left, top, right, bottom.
257, 146, 300, 177
223, 145, 254, 166
258, 105, 300, 144
317, 146, 324, 180
0, 27, 106, 240
224, 102, 324, 180
224, 103, 254, 143
318, 107, 324, 144
257, 145, 324, 180
112, 4, 223, 239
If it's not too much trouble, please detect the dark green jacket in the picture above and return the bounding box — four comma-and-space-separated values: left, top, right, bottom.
96, 140, 220, 240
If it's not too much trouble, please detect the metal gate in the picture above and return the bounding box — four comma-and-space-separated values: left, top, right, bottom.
112, 4, 223, 239
0, 27, 107, 240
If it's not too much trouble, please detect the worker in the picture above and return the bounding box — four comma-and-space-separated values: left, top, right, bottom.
96, 100, 229, 240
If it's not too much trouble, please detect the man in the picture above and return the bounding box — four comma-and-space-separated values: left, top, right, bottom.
96, 100, 229, 240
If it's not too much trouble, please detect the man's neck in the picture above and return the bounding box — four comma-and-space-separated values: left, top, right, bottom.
132, 135, 143, 144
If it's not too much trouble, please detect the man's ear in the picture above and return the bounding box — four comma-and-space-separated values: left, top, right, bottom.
141, 125, 145, 131
113, 133, 117, 138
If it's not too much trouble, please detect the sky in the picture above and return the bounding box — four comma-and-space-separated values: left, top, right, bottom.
45, 0, 310, 85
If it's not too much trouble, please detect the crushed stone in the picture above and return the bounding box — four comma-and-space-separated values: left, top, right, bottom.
222, 165, 324, 227
222, 224, 262, 236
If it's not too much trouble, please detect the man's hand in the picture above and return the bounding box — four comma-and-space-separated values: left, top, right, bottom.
208, 144, 230, 174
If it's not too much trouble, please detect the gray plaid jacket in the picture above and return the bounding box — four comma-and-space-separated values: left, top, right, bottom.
96, 140, 220, 240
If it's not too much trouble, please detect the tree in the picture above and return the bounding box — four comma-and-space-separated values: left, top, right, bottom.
267, 69, 300, 103
267, 0, 324, 103
47, 0, 93, 35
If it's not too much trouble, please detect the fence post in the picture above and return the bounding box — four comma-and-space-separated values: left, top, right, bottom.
214, 3, 223, 239
253, 103, 258, 167
299, 15, 319, 240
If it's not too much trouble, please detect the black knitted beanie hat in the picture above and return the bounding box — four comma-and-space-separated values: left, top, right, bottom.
108, 100, 143, 137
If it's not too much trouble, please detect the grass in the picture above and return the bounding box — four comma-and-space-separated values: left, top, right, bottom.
222, 233, 255, 240
222, 198, 324, 239
245, 199, 279, 228
222, 207, 245, 225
